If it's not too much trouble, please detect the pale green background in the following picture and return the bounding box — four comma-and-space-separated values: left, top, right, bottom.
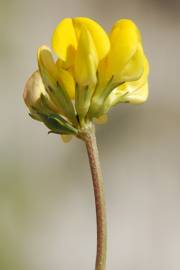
0, 0, 180, 269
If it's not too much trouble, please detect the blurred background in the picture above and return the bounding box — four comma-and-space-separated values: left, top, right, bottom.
0, 0, 180, 269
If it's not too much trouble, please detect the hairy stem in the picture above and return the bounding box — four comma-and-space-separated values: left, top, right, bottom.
80, 125, 107, 270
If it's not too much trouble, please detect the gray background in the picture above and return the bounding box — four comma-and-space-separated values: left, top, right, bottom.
0, 0, 180, 269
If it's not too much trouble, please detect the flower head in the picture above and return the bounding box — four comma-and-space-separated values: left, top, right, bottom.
23, 17, 149, 139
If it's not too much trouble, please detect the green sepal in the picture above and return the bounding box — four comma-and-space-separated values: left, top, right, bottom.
29, 112, 41, 121
37, 113, 78, 135
87, 77, 116, 119
29, 111, 77, 135
75, 84, 96, 125
39, 66, 77, 125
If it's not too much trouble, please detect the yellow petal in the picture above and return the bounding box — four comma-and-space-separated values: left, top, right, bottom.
73, 17, 110, 60
116, 43, 145, 83
74, 27, 98, 86
51, 17, 110, 70
60, 134, 73, 143
113, 19, 142, 43
120, 56, 149, 90
109, 56, 149, 105
108, 19, 139, 76
123, 81, 149, 104
55, 58, 72, 71
38, 45, 58, 79
38, 46, 74, 98
121, 57, 149, 104
56, 61, 75, 99
97, 56, 111, 87
52, 18, 77, 65
93, 114, 108, 124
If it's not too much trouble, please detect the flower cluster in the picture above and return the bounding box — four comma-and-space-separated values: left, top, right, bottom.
23, 17, 149, 140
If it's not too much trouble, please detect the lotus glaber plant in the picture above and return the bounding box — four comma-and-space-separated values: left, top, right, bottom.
23, 17, 149, 270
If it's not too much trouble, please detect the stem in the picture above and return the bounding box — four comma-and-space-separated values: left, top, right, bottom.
80, 125, 107, 270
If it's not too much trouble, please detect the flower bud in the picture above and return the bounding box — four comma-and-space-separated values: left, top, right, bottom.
23, 71, 43, 108
23, 71, 60, 115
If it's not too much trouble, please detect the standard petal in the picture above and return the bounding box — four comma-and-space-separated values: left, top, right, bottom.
112, 19, 142, 43
108, 19, 139, 76
73, 17, 110, 61
51, 18, 77, 65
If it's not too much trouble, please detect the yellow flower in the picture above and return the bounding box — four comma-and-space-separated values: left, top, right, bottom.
104, 56, 149, 111
23, 17, 149, 137
52, 17, 110, 120
89, 19, 148, 118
